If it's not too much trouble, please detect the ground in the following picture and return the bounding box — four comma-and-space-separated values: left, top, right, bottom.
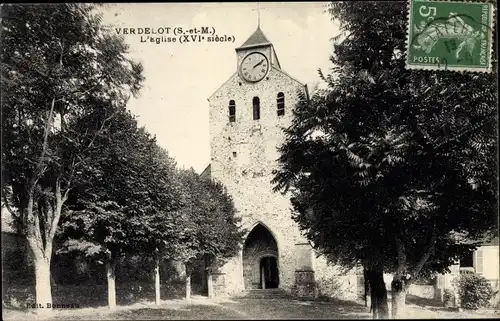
3, 295, 499, 320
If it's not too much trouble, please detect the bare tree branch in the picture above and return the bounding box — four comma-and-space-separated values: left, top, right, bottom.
24, 197, 45, 255
28, 38, 66, 195
47, 179, 63, 244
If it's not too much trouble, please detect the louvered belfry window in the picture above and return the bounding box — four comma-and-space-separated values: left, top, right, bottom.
277, 92, 285, 116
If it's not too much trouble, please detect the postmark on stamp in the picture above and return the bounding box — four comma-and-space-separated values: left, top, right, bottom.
406, 0, 495, 72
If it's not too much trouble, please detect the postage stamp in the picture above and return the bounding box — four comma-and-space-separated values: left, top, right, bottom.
406, 0, 496, 72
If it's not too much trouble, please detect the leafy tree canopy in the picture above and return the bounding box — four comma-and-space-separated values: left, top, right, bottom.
272, 1, 497, 280
176, 168, 245, 269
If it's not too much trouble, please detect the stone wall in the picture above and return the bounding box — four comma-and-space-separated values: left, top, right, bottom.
407, 284, 436, 299
209, 62, 310, 294
208, 44, 362, 300
312, 255, 363, 300
212, 273, 227, 297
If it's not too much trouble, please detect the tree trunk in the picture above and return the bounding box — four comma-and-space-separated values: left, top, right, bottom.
23, 181, 67, 315
391, 276, 407, 319
106, 260, 117, 310
185, 263, 191, 300
25, 197, 55, 316
207, 270, 213, 298
154, 256, 161, 305
51, 273, 57, 288
366, 268, 389, 319
364, 267, 370, 308
33, 254, 53, 314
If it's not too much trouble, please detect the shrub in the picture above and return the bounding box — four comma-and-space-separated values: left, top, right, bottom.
442, 288, 455, 307
315, 276, 344, 298
452, 274, 494, 310
490, 290, 500, 309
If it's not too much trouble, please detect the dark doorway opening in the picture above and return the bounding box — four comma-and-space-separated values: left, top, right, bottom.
242, 223, 279, 290
260, 256, 279, 289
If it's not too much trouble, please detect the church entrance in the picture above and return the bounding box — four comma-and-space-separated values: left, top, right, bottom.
243, 223, 280, 290
260, 256, 279, 289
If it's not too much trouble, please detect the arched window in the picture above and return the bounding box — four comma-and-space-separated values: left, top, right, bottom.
277, 92, 285, 116
229, 100, 236, 122
253, 97, 260, 120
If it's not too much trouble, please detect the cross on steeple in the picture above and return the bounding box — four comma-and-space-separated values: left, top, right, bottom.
252, 2, 266, 28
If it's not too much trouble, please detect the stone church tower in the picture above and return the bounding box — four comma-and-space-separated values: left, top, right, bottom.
204, 26, 361, 298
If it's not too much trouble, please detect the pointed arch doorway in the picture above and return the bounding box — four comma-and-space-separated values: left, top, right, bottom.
242, 223, 280, 289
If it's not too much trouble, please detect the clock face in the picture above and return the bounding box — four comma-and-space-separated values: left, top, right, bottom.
240, 52, 269, 83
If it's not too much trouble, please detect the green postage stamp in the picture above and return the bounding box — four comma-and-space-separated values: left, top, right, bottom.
406, 0, 495, 72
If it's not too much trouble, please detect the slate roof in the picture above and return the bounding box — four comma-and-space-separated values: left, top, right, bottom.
239, 26, 271, 48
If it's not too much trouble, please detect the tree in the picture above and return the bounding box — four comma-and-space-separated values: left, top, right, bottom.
172, 169, 205, 300
176, 169, 244, 299
272, 1, 497, 319
57, 109, 163, 310
196, 177, 245, 298
132, 144, 184, 306
1, 3, 144, 313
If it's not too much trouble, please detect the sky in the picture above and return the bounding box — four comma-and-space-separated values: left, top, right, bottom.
100, 3, 339, 173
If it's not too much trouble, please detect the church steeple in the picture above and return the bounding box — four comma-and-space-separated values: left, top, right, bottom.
239, 26, 271, 48
234, 7, 281, 70
235, 25, 281, 70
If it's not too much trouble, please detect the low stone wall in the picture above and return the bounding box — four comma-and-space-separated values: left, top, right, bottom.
312, 255, 362, 300
407, 284, 436, 300
212, 273, 228, 297
315, 274, 361, 300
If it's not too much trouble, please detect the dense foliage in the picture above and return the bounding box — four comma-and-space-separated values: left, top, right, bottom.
2, 3, 243, 309
453, 274, 495, 310
176, 169, 244, 269
1, 3, 144, 310
56, 110, 179, 261
272, 1, 497, 317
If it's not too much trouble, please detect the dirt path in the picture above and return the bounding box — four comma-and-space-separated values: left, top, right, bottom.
2, 296, 369, 320
3, 295, 498, 320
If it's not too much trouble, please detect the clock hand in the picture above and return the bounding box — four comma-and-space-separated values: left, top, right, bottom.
253, 60, 264, 68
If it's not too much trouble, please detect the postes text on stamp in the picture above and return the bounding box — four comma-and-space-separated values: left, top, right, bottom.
406, 0, 495, 72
